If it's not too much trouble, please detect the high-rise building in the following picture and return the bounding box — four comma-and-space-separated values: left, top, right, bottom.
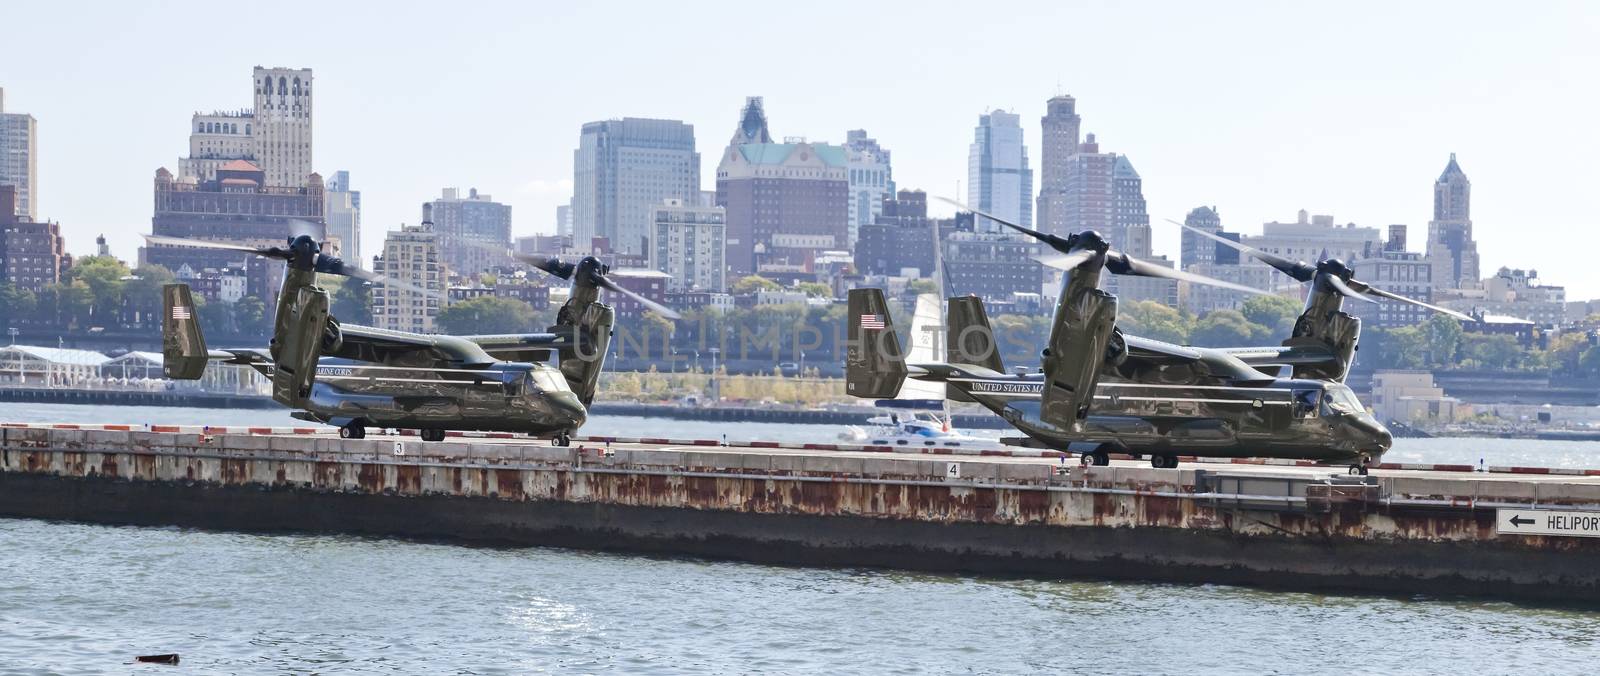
371, 209, 447, 333
179, 110, 254, 181
715, 97, 848, 275
429, 188, 512, 281
0, 87, 38, 220
571, 118, 699, 257
251, 67, 314, 189
555, 204, 572, 238
141, 162, 325, 299
967, 109, 1032, 233
1181, 206, 1224, 270
0, 185, 68, 293
651, 198, 726, 293
1243, 210, 1383, 267
844, 129, 893, 248
945, 229, 1044, 304
1426, 153, 1480, 290
178, 67, 315, 188
325, 170, 361, 262
1036, 95, 1082, 237
1350, 224, 1435, 329
855, 190, 940, 278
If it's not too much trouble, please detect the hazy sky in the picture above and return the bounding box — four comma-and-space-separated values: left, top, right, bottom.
4, 2, 1598, 296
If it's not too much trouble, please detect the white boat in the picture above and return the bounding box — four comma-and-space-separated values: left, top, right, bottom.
838, 409, 996, 449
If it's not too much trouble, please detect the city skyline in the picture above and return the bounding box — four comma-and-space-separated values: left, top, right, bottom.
2, 2, 1598, 296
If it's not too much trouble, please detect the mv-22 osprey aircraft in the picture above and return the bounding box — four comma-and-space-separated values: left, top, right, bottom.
153, 231, 678, 443
847, 200, 1471, 473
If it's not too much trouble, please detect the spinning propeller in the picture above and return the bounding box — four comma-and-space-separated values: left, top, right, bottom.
935, 197, 1273, 297
1168, 220, 1474, 322
142, 232, 441, 298
507, 252, 681, 320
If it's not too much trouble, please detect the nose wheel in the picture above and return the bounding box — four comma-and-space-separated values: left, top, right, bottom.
1080, 447, 1111, 466
419, 429, 446, 442
1347, 455, 1372, 476
338, 423, 366, 440
1150, 454, 1179, 469
553, 432, 571, 447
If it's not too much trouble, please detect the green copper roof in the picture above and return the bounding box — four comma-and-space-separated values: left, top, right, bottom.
737, 143, 847, 168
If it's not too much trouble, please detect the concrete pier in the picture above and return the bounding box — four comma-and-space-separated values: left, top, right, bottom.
4, 424, 1600, 604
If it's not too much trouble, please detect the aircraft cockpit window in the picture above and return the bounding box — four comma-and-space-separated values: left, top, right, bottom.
1324, 385, 1365, 414
1293, 389, 1321, 418
529, 369, 566, 392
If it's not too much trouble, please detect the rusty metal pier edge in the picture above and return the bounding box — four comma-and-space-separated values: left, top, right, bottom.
3, 427, 1600, 605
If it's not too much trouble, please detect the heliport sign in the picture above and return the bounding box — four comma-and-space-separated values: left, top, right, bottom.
1497, 508, 1600, 538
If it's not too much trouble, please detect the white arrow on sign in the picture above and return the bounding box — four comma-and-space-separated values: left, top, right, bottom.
1497, 508, 1600, 538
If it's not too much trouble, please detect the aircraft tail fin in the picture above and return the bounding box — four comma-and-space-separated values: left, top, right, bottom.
846, 288, 906, 399
161, 284, 209, 380
946, 295, 1005, 372
945, 295, 1004, 403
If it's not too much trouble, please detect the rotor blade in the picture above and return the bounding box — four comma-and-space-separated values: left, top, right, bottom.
1322, 274, 1376, 303
1105, 251, 1274, 296
1350, 281, 1474, 321
316, 255, 445, 299
142, 234, 285, 257
1164, 219, 1316, 282
509, 252, 576, 280
594, 276, 681, 320
1034, 250, 1095, 272
935, 196, 1067, 249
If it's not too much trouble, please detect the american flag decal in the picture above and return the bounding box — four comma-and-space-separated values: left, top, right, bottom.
860, 314, 885, 330
171, 306, 192, 320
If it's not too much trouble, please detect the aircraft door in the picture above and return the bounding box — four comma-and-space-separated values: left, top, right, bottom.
273, 285, 330, 406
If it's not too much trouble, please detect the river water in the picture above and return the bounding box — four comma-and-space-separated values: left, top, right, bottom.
4, 404, 1600, 673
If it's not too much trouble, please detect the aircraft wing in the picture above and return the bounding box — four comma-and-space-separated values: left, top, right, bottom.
1122, 335, 1203, 363
461, 330, 576, 363
332, 325, 498, 365
1218, 341, 1338, 369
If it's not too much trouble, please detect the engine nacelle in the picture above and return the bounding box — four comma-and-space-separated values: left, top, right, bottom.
321, 317, 344, 354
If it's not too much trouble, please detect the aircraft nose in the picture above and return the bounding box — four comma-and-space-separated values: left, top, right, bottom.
1349, 416, 1392, 454
553, 392, 587, 428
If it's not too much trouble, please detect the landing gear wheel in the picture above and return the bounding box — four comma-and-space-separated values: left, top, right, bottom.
1151, 454, 1177, 469
1083, 448, 1111, 467
339, 424, 366, 440
553, 433, 571, 447
419, 429, 446, 442
1348, 455, 1372, 476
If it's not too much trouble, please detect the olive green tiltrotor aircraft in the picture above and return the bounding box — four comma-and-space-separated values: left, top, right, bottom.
846, 199, 1470, 473
153, 232, 677, 442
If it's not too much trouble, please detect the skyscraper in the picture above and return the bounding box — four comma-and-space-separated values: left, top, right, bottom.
325, 170, 361, 262
179, 67, 314, 188
844, 129, 893, 248
652, 198, 727, 293
571, 118, 699, 257
179, 110, 254, 181
1181, 206, 1223, 270
429, 188, 512, 280
0, 87, 38, 220
967, 109, 1032, 233
251, 67, 314, 188
1036, 95, 1082, 237
715, 97, 848, 275
372, 209, 446, 333
1426, 153, 1480, 290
